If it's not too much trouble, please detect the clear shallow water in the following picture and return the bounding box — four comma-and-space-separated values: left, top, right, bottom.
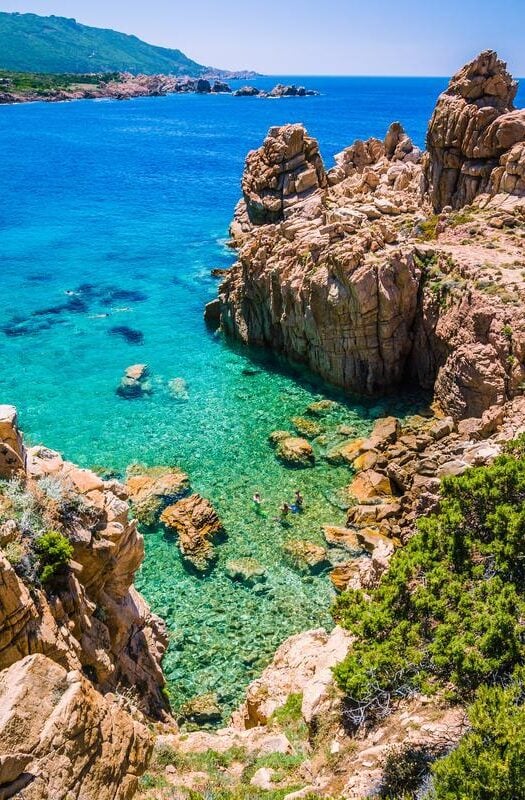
2, 76, 513, 720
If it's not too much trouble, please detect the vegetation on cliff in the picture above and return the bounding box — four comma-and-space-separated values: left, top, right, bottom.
333, 436, 525, 797
0, 11, 206, 75
0, 69, 121, 96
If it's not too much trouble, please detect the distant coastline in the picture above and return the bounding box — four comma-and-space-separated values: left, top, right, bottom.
0, 70, 318, 105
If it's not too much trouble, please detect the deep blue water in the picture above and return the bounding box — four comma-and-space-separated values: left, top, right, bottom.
2, 76, 518, 718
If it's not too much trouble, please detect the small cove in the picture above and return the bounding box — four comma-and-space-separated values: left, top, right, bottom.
0, 77, 478, 719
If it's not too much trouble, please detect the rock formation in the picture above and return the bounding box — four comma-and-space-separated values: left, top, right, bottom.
126, 464, 190, 526
215, 51, 525, 420
238, 123, 327, 226
424, 50, 525, 210
0, 654, 151, 800
0, 407, 167, 797
160, 493, 224, 571
117, 363, 152, 398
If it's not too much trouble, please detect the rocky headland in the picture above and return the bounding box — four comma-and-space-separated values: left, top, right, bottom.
215, 50, 525, 423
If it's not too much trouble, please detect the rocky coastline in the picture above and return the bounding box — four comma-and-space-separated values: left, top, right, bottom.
214, 50, 525, 422
1, 49, 525, 800
0, 72, 319, 105
0, 405, 167, 797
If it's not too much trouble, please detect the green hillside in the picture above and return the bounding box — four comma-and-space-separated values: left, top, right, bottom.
0, 12, 209, 75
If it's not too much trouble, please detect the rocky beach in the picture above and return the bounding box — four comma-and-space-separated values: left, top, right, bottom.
1, 48, 525, 800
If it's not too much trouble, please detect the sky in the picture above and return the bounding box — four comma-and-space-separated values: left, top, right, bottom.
2, 0, 525, 76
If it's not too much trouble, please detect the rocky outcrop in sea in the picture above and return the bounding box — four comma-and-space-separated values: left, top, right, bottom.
215, 50, 525, 422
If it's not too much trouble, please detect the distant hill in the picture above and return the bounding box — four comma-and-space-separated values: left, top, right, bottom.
0, 12, 211, 76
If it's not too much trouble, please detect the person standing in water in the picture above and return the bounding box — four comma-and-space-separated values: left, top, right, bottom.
253, 492, 266, 516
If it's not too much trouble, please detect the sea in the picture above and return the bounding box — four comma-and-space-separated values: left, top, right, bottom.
2, 75, 520, 719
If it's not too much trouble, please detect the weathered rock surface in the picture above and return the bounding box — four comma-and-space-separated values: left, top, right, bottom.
161, 493, 224, 571
216, 52, 525, 421
0, 416, 167, 718
0, 654, 152, 799
424, 50, 525, 210
126, 464, 189, 526
0, 411, 167, 798
231, 626, 353, 728
239, 123, 327, 226
327, 397, 525, 593
0, 405, 26, 478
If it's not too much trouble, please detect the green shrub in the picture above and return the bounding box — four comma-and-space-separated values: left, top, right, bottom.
430, 676, 525, 800
3, 541, 25, 566
417, 215, 440, 241
333, 437, 525, 726
35, 530, 73, 587
378, 743, 444, 798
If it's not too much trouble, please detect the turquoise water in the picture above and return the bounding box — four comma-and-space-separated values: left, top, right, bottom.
1, 76, 503, 720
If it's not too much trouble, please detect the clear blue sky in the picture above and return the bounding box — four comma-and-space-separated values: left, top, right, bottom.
3, 0, 525, 76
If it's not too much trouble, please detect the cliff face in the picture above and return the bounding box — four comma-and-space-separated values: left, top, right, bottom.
0, 406, 167, 797
218, 52, 525, 420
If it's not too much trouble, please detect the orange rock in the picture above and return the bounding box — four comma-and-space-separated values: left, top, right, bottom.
348, 469, 393, 502
161, 494, 223, 572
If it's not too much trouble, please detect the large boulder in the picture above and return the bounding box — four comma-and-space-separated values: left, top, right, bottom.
160, 493, 223, 571
276, 436, 315, 467
348, 469, 393, 502
424, 50, 525, 209
231, 626, 353, 728
0, 654, 151, 800
126, 465, 189, 526
239, 123, 327, 225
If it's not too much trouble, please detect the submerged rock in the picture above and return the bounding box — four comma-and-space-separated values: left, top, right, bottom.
160, 493, 224, 572
179, 692, 222, 724
282, 540, 330, 574
275, 437, 315, 468
306, 400, 337, 417
168, 377, 190, 401
126, 465, 190, 526
225, 558, 267, 587
291, 416, 322, 438
116, 363, 151, 399
268, 430, 293, 447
